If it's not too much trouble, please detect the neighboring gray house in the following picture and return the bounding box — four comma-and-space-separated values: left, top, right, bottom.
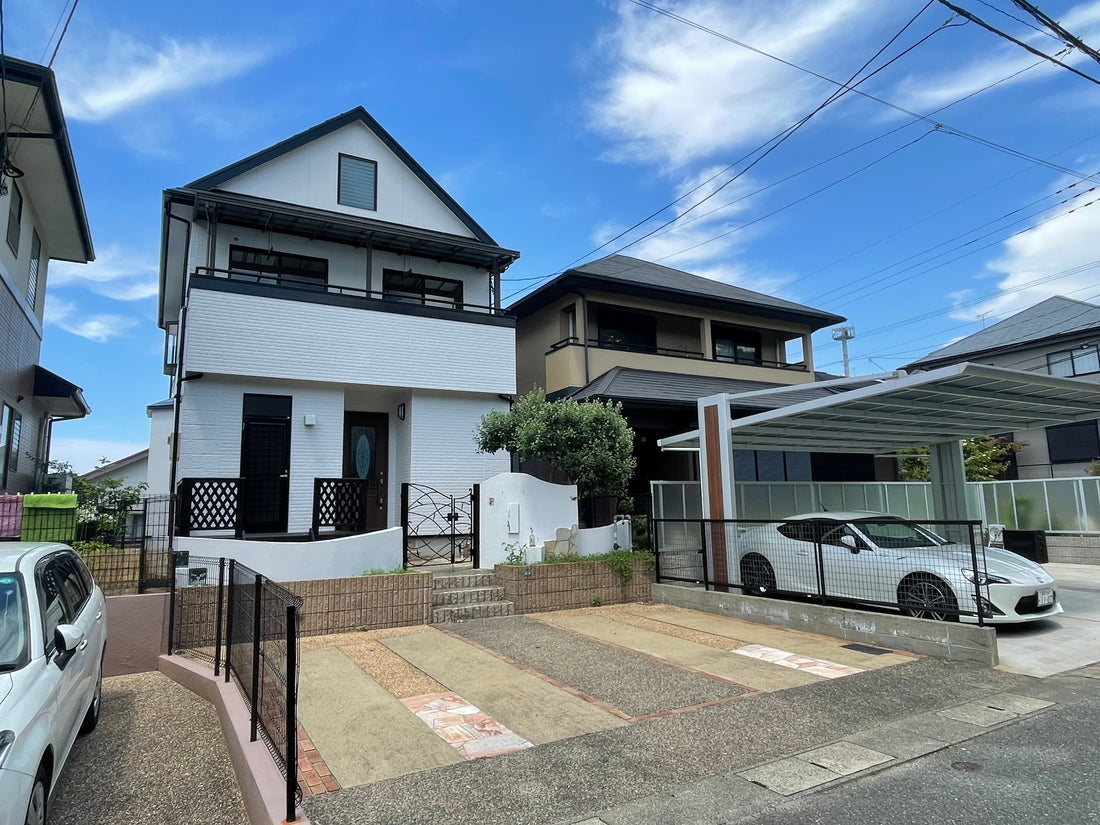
0, 58, 93, 493
906, 296, 1100, 478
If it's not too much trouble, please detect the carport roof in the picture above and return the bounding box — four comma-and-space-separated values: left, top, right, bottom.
658, 362, 1100, 454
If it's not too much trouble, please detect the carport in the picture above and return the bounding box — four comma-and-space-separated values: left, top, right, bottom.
658, 361, 1100, 528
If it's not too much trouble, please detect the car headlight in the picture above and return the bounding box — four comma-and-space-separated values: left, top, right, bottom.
0, 730, 15, 770
962, 569, 1011, 585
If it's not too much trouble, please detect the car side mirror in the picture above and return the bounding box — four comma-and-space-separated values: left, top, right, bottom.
55, 624, 84, 654
840, 535, 860, 553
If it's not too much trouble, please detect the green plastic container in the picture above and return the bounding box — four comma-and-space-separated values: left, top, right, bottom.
20, 493, 78, 542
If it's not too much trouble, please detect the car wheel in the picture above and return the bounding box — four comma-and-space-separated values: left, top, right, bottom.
741, 554, 776, 596
25, 768, 47, 825
898, 574, 959, 622
79, 656, 103, 735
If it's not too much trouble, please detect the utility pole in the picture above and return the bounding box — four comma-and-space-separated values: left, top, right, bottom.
832, 325, 855, 377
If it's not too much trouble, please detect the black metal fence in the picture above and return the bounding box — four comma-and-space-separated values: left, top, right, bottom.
169, 553, 302, 822
311, 478, 369, 536
653, 516, 991, 625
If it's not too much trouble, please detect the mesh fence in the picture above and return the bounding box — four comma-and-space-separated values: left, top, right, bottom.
654, 517, 994, 624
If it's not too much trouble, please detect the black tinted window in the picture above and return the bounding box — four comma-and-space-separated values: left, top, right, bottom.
37, 560, 69, 653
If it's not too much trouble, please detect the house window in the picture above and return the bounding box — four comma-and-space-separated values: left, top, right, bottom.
338, 154, 378, 211
560, 305, 577, 341
382, 269, 463, 309
6, 183, 22, 256
713, 323, 762, 364
597, 308, 657, 351
0, 405, 20, 487
1047, 344, 1100, 377
1046, 420, 1100, 464
229, 245, 328, 292
27, 231, 41, 310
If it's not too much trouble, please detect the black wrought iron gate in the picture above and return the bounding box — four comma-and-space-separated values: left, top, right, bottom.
401, 483, 479, 567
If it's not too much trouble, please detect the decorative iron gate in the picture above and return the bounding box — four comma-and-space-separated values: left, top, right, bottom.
401, 483, 479, 567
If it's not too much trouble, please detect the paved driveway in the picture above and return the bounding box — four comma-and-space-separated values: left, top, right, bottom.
995, 563, 1100, 677
295, 603, 914, 791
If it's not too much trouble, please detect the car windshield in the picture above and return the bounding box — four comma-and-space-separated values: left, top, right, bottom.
0, 574, 28, 671
854, 519, 948, 549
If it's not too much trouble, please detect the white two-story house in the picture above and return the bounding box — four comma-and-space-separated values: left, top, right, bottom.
157, 108, 518, 536
0, 58, 93, 495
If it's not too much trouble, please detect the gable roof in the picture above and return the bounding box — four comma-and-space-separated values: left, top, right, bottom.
82, 449, 148, 482
508, 255, 844, 329
908, 296, 1100, 369
185, 107, 497, 245
0, 57, 93, 262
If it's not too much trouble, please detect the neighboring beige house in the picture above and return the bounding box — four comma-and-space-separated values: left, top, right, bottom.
906, 295, 1100, 478
508, 255, 880, 498
0, 57, 93, 493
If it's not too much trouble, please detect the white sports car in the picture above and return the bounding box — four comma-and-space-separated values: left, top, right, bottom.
732, 512, 1061, 624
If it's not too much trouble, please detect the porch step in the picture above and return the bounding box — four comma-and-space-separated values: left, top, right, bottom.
432, 571, 495, 590
430, 569, 514, 622
432, 601, 515, 623
433, 585, 507, 606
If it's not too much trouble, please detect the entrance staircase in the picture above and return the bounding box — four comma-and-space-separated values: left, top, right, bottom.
432, 569, 514, 623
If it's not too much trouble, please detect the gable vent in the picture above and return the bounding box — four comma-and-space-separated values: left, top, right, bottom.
339, 154, 377, 211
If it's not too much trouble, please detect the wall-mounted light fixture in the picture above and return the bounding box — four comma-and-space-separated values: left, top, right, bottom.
303, 414, 317, 427
397, 402, 406, 421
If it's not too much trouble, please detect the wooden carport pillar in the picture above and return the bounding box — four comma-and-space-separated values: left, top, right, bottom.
698, 394, 735, 590
929, 440, 969, 522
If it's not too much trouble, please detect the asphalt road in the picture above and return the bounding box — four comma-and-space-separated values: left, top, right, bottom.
744, 673, 1100, 825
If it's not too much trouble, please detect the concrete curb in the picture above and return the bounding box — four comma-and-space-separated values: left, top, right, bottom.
651, 584, 999, 666
159, 655, 308, 825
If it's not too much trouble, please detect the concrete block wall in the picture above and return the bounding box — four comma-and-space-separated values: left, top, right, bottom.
1046, 534, 1100, 565
283, 572, 432, 636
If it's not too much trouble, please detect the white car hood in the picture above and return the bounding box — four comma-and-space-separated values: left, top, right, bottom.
891, 544, 1054, 584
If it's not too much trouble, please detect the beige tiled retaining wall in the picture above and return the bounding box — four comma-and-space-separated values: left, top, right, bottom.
1046, 535, 1100, 565
495, 558, 653, 614
282, 572, 433, 636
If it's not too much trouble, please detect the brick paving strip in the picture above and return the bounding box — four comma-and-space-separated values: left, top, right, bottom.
297, 723, 341, 797
731, 644, 866, 679
402, 692, 534, 758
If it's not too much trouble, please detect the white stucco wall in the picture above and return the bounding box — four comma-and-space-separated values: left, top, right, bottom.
478, 473, 579, 567
175, 528, 403, 581
407, 392, 512, 498
146, 406, 173, 495
184, 289, 516, 395
217, 121, 476, 238
574, 520, 633, 556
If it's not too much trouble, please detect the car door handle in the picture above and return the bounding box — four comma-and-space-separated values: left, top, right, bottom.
95, 612, 103, 621
78, 639, 89, 652
796, 550, 811, 556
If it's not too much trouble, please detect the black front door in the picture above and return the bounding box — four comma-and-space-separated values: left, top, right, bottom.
241, 394, 292, 534
344, 412, 389, 532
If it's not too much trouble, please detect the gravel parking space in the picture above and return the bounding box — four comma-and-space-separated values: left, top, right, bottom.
49, 671, 248, 825
446, 616, 744, 717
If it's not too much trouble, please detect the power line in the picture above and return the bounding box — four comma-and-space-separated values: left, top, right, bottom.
1010, 0, 1100, 65
934, 0, 1100, 85
47, 0, 80, 68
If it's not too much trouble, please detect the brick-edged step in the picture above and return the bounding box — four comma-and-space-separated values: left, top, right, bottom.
433, 601, 515, 623
431, 569, 514, 623
434, 585, 507, 606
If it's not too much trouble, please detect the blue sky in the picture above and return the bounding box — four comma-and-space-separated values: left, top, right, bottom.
7, 0, 1100, 471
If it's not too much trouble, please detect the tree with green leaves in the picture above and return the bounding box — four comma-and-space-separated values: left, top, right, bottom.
475, 389, 636, 497
897, 436, 1026, 482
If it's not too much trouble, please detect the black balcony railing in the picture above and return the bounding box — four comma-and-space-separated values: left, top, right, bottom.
192, 266, 508, 316
546, 336, 808, 371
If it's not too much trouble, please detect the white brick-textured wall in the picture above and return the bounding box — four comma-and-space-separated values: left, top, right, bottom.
176, 377, 344, 533
184, 289, 516, 394
407, 391, 511, 496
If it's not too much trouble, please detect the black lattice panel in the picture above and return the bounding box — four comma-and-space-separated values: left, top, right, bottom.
314, 479, 365, 530
185, 479, 241, 531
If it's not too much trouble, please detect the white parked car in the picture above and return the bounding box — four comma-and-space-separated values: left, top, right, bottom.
0, 543, 107, 825
733, 512, 1061, 624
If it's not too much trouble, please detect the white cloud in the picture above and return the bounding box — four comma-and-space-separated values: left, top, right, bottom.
45, 297, 139, 343
50, 438, 148, 476
49, 244, 159, 301
887, 0, 1100, 113
589, 0, 866, 169
54, 33, 271, 122
949, 179, 1100, 322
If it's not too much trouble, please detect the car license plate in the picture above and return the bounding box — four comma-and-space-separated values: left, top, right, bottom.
1037, 587, 1054, 607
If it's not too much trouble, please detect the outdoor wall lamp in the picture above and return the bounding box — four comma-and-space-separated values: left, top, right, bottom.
397, 402, 406, 421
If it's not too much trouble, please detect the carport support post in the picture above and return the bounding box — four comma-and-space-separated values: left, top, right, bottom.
698, 393, 735, 590
929, 440, 969, 522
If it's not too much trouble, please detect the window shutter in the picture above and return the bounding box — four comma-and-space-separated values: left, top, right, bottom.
339, 156, 377, 210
